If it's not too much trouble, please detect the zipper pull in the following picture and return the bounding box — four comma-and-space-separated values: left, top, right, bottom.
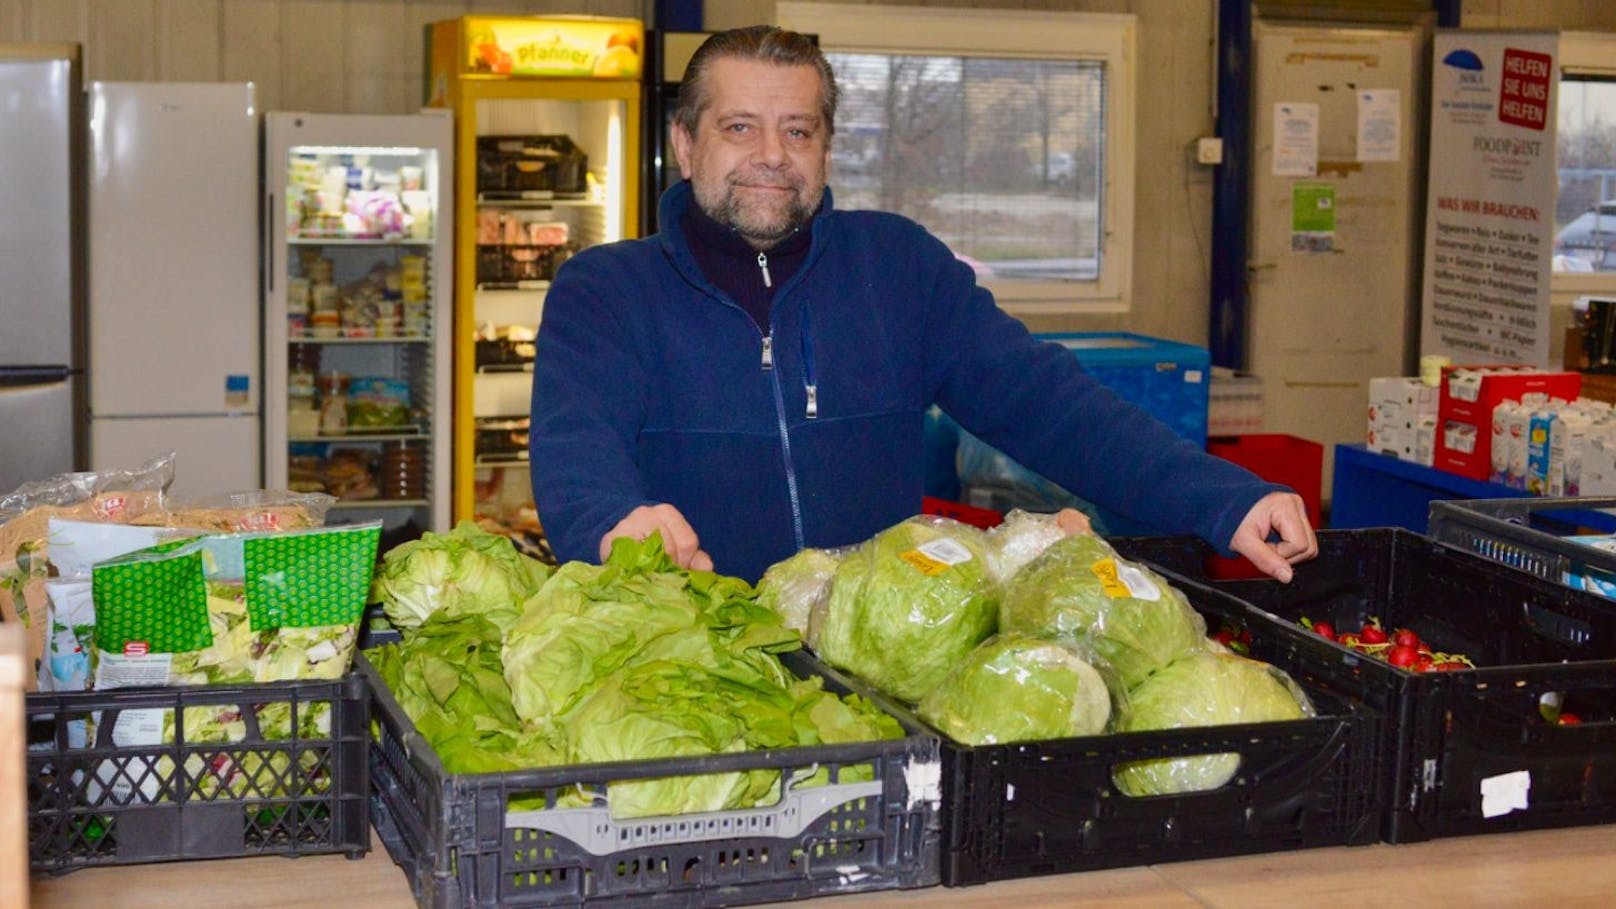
805, 384, 819, 419
761, 333, 774, 370
757, 252, 773, 288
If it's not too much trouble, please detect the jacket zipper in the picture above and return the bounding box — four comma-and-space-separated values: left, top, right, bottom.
757, 251, 773, 288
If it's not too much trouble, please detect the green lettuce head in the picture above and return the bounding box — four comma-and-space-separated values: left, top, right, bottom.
1112, 649, 1314, 796
999, 534, 1205, 692
371, 520, 551, 632
917, 633, 1111, 745
812, 517, 997, 705
757, 546, 842, 638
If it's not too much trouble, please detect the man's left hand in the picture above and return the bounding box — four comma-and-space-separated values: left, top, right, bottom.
1227, 491, 1318, 583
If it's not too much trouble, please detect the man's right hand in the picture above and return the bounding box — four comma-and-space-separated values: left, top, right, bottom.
600, 503, 714, 571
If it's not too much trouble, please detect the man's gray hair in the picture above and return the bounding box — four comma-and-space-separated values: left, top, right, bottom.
671, 25, 838, 137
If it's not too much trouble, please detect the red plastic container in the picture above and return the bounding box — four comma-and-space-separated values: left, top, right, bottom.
1433, 367, 1581, 481
921, 495, 1004, 530
1204, 433, 1324, 578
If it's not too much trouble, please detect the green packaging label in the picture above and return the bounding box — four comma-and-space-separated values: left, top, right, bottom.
244, 524, 380, 630
93, 545, 212, 654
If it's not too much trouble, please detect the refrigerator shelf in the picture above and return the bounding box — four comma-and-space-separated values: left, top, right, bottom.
288, 236, 435, 247
475, 280, 550, 292
475, 453, 529, 467
291, 335, 433, 345
476, 363, 534, 375
475, 194, 602, 208
292, 430, 426, 443
329, 498, 430, 510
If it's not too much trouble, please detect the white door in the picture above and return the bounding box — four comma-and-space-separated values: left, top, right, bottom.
88, 82, 259, 419
91, 415, 260, 499
1248, 22, 1423, 502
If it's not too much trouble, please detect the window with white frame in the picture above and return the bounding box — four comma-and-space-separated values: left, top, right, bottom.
777, 2, 1137, 312
1555, 32, 1616, 284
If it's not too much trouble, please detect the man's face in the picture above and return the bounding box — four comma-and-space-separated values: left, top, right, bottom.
671, 57, 831, 249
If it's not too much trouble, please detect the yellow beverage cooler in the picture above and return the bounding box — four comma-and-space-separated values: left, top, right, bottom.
428, 15, 643, 561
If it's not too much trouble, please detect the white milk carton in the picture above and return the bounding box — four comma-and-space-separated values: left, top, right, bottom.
1549, 411, 1594, 497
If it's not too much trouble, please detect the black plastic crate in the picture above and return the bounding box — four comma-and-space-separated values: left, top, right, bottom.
880, 577, 1379, 886
1117, 528, 1616, 844
27, 675, 370, 872
476, 135, 588, 197
360, 648, 940, 908
1428, 496, 1616, 586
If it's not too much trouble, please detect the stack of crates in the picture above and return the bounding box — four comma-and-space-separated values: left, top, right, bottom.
1119, 528, 1616, 842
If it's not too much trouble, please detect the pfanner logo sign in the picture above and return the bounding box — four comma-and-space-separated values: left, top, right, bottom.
1441, 48, 1489, 91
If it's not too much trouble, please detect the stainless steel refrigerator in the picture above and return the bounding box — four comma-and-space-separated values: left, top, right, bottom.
86, 81, 261, 498
0, 45, 86, 495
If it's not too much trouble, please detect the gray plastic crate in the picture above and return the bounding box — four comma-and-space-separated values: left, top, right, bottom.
360, 649, 941, 908
27, 675, 370, 872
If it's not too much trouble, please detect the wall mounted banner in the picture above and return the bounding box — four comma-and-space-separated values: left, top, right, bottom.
1419, 30, 1558, 367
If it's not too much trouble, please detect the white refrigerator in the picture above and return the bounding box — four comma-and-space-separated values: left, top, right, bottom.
86, 82, 261, 498
262, 110, 454, 535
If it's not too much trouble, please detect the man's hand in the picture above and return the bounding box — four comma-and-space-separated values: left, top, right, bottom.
601, 503, 714, 571
1227, 491, 1318, 583
1053, 508, 1092, 535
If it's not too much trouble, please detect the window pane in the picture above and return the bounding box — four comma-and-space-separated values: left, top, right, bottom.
1556, 77, 1616, 272
827, 53, 1105, 284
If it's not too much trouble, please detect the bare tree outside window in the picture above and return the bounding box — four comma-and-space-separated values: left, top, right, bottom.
1555, 78, 1616, 272
828, 53, 1106, 283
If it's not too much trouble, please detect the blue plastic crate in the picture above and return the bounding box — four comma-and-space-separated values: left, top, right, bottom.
942, 332, 1211, 534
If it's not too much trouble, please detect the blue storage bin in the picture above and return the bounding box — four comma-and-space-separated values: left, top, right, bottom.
942, 332, 1211, 535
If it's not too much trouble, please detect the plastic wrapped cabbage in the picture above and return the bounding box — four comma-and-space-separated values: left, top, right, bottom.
756, 546, 842, 638
999, 534, 1205, 691
811, 516, 997, 704
983, 509, 1070, 586
917, 634, 1111, 745
1112, 649, 1314, 796
371, 520, 551, 632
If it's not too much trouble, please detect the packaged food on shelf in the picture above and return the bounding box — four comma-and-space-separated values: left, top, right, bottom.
324, 448, 378, 500
474, 134, 589, 197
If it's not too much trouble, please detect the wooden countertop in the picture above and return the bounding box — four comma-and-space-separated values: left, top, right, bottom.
28, 823, 1616, 908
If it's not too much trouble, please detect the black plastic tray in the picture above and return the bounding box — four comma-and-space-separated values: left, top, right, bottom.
360, 646, 940, 908
1428, 496, 1616, 585
27, 675, 369, 872
872, 574, 1380, 886
1117, 528, 1616, 844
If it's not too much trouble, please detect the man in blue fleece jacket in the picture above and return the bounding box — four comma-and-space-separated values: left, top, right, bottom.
529, 25, 1316, 584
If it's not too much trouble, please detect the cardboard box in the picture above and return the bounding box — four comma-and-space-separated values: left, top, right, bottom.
1367, 376, 1438, 464
1433, 367, 1581, 481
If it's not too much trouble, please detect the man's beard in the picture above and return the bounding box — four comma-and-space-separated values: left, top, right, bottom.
698, 170, 820, 249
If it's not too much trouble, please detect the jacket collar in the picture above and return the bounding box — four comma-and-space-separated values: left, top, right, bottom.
657, 180, 835, 293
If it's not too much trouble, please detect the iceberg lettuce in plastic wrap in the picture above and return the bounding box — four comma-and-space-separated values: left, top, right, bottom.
1112, 649, 1314, 796
982, 509, 1070, 586
999, 533, 1206, 692
755, 546, 843, 637
811, 516, 998, 705
917, 633, 1111, 745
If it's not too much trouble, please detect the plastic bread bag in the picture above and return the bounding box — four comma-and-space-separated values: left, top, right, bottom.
916, 633, 1113, 745
998, 532, 1207, 694
756, 544, 849, 641
809, 515, 997, 705
0, 452, 174, 691
137, 489, 337, 533
1110, 649, 1316, 796
37, 519, 186, 693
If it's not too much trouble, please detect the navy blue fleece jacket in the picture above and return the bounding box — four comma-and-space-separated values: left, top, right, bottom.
529, 181, 1284, 582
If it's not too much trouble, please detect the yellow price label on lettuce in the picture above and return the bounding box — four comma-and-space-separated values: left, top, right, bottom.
1089, 558, 1132, 598
900, 549, 949, 576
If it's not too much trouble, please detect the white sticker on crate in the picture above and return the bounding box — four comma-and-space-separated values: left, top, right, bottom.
1480, 769, 1531, 818
904, 758, 942, 810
